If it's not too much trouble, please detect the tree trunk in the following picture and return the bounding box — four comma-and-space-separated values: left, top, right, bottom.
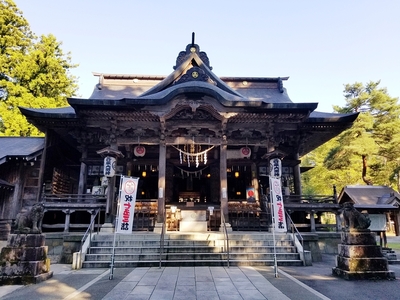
397, 170, 400, 192
362, 155, 373, 185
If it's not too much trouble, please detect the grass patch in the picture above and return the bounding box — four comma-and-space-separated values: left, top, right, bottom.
387, 242, 400, 250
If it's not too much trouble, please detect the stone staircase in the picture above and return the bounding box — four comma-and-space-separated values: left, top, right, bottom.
381, 247, 400, 265
81, 232, 304, 268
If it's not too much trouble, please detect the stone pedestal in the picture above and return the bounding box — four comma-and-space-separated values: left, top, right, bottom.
179, 210, 207, 232
332, 230, 395, 280
100, 222, 114, 233
0, 234, 53, 285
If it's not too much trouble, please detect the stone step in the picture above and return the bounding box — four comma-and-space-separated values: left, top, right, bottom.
90, 240, 293, 247
84, 252, 300, 262
388, 260, 400, 265
93, 233, 291, 242
82, 259, 304, 268
82, 232, 302, 268
88, 245, 297, 254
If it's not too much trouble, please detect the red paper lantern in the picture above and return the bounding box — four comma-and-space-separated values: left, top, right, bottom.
134, 145, 146, 157
240, 147, 251, 158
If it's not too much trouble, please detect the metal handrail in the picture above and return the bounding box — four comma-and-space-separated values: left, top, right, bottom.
80, 209, 101, 255
285, 210, 305, 266
221, 211, 230, 268
159, 209, 166, 269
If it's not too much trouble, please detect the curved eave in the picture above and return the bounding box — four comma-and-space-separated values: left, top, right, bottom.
306, 111, 360, 123
19, 106, 77, 119
69, 82, 318, 112
354, 204, 397, 210
19, 106, 80, 133
0, 179, 14, 190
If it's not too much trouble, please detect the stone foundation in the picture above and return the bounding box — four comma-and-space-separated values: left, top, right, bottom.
0, 234, 53, 285
332, 230, 395, 280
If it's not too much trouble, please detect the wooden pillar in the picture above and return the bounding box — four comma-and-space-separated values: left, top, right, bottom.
251, 162, 259, 201
62, 209, 74, 233
309, 210, 316, 232
395, 212, 400, 236
78, 146, 88, 197
157, 142, 166, 223
335, 211, 342, 231
36, 129, 48, 202
293, 152, 302, 195
210, 160, 220, 203
220, 141, 230, 229
165, 164, 174, 203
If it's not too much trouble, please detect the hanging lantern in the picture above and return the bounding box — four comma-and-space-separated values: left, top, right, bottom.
240, 147, 251, 159
103, 156, 116, 177
269, 157, 282, 178
134, 145, 146, 157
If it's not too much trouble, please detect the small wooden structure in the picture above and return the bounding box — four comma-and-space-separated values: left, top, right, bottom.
338, 185, 400, 241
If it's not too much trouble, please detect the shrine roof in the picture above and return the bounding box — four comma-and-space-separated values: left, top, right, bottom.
307, 111, 359, 123
338, 185, 400, 209
87, 73, 294, 104
82, 42, 297, 107
19, 106, 76, 118
19, 104, 356, 124
0, 137, 44, 165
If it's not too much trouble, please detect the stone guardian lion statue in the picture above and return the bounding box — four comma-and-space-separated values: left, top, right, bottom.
13, 202, 45, 234
342, 202, 371, 230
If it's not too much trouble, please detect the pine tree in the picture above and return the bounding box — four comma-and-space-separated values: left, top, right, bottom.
0, 0, 78, 136
302, 81, 400, 193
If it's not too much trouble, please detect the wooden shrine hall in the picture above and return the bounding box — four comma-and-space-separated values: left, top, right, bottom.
17, 37, 359, 233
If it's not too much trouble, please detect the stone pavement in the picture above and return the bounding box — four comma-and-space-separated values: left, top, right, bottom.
1, 236, 400, 299
0, 264, 328, 300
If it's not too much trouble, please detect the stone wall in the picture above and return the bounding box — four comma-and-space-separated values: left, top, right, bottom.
44, 233, 64, 263
59, 234, 83, 264
43, 233, 83, 264
302, 232, 341, 262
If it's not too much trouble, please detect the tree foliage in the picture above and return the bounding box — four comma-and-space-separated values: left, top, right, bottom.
0, 0, 78, 136
302, 81, 400, 193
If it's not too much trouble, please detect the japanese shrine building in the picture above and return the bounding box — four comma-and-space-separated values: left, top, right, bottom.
7, 39, 359, 232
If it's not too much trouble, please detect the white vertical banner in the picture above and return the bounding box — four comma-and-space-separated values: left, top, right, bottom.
116, 176, 139, 234
269, 176, 287, 232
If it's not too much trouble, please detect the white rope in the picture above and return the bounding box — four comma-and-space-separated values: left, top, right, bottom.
172, 145, 215, 157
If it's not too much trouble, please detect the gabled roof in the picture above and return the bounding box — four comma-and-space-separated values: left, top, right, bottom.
0, 137, 44, 165
77, 42, 313, 111
338, 185, 400, 209
18, 40, 359, 158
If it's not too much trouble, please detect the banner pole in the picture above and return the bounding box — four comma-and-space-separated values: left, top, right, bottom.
269, 176, 279, 278
109, 176, 123, 280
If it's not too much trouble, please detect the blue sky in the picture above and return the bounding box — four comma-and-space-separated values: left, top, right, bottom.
15, 0, 400, 113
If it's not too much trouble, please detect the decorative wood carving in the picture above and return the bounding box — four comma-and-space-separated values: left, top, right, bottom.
169, 108, 219, 122
175, 67, 215, 85
173, 43, 212, 70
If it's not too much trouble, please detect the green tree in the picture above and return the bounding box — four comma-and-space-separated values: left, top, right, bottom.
0, 0, 78, 136
302, 81, 400, 193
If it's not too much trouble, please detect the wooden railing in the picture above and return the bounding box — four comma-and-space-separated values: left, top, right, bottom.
284, 195, 337, 204
43, 194, 106, 203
